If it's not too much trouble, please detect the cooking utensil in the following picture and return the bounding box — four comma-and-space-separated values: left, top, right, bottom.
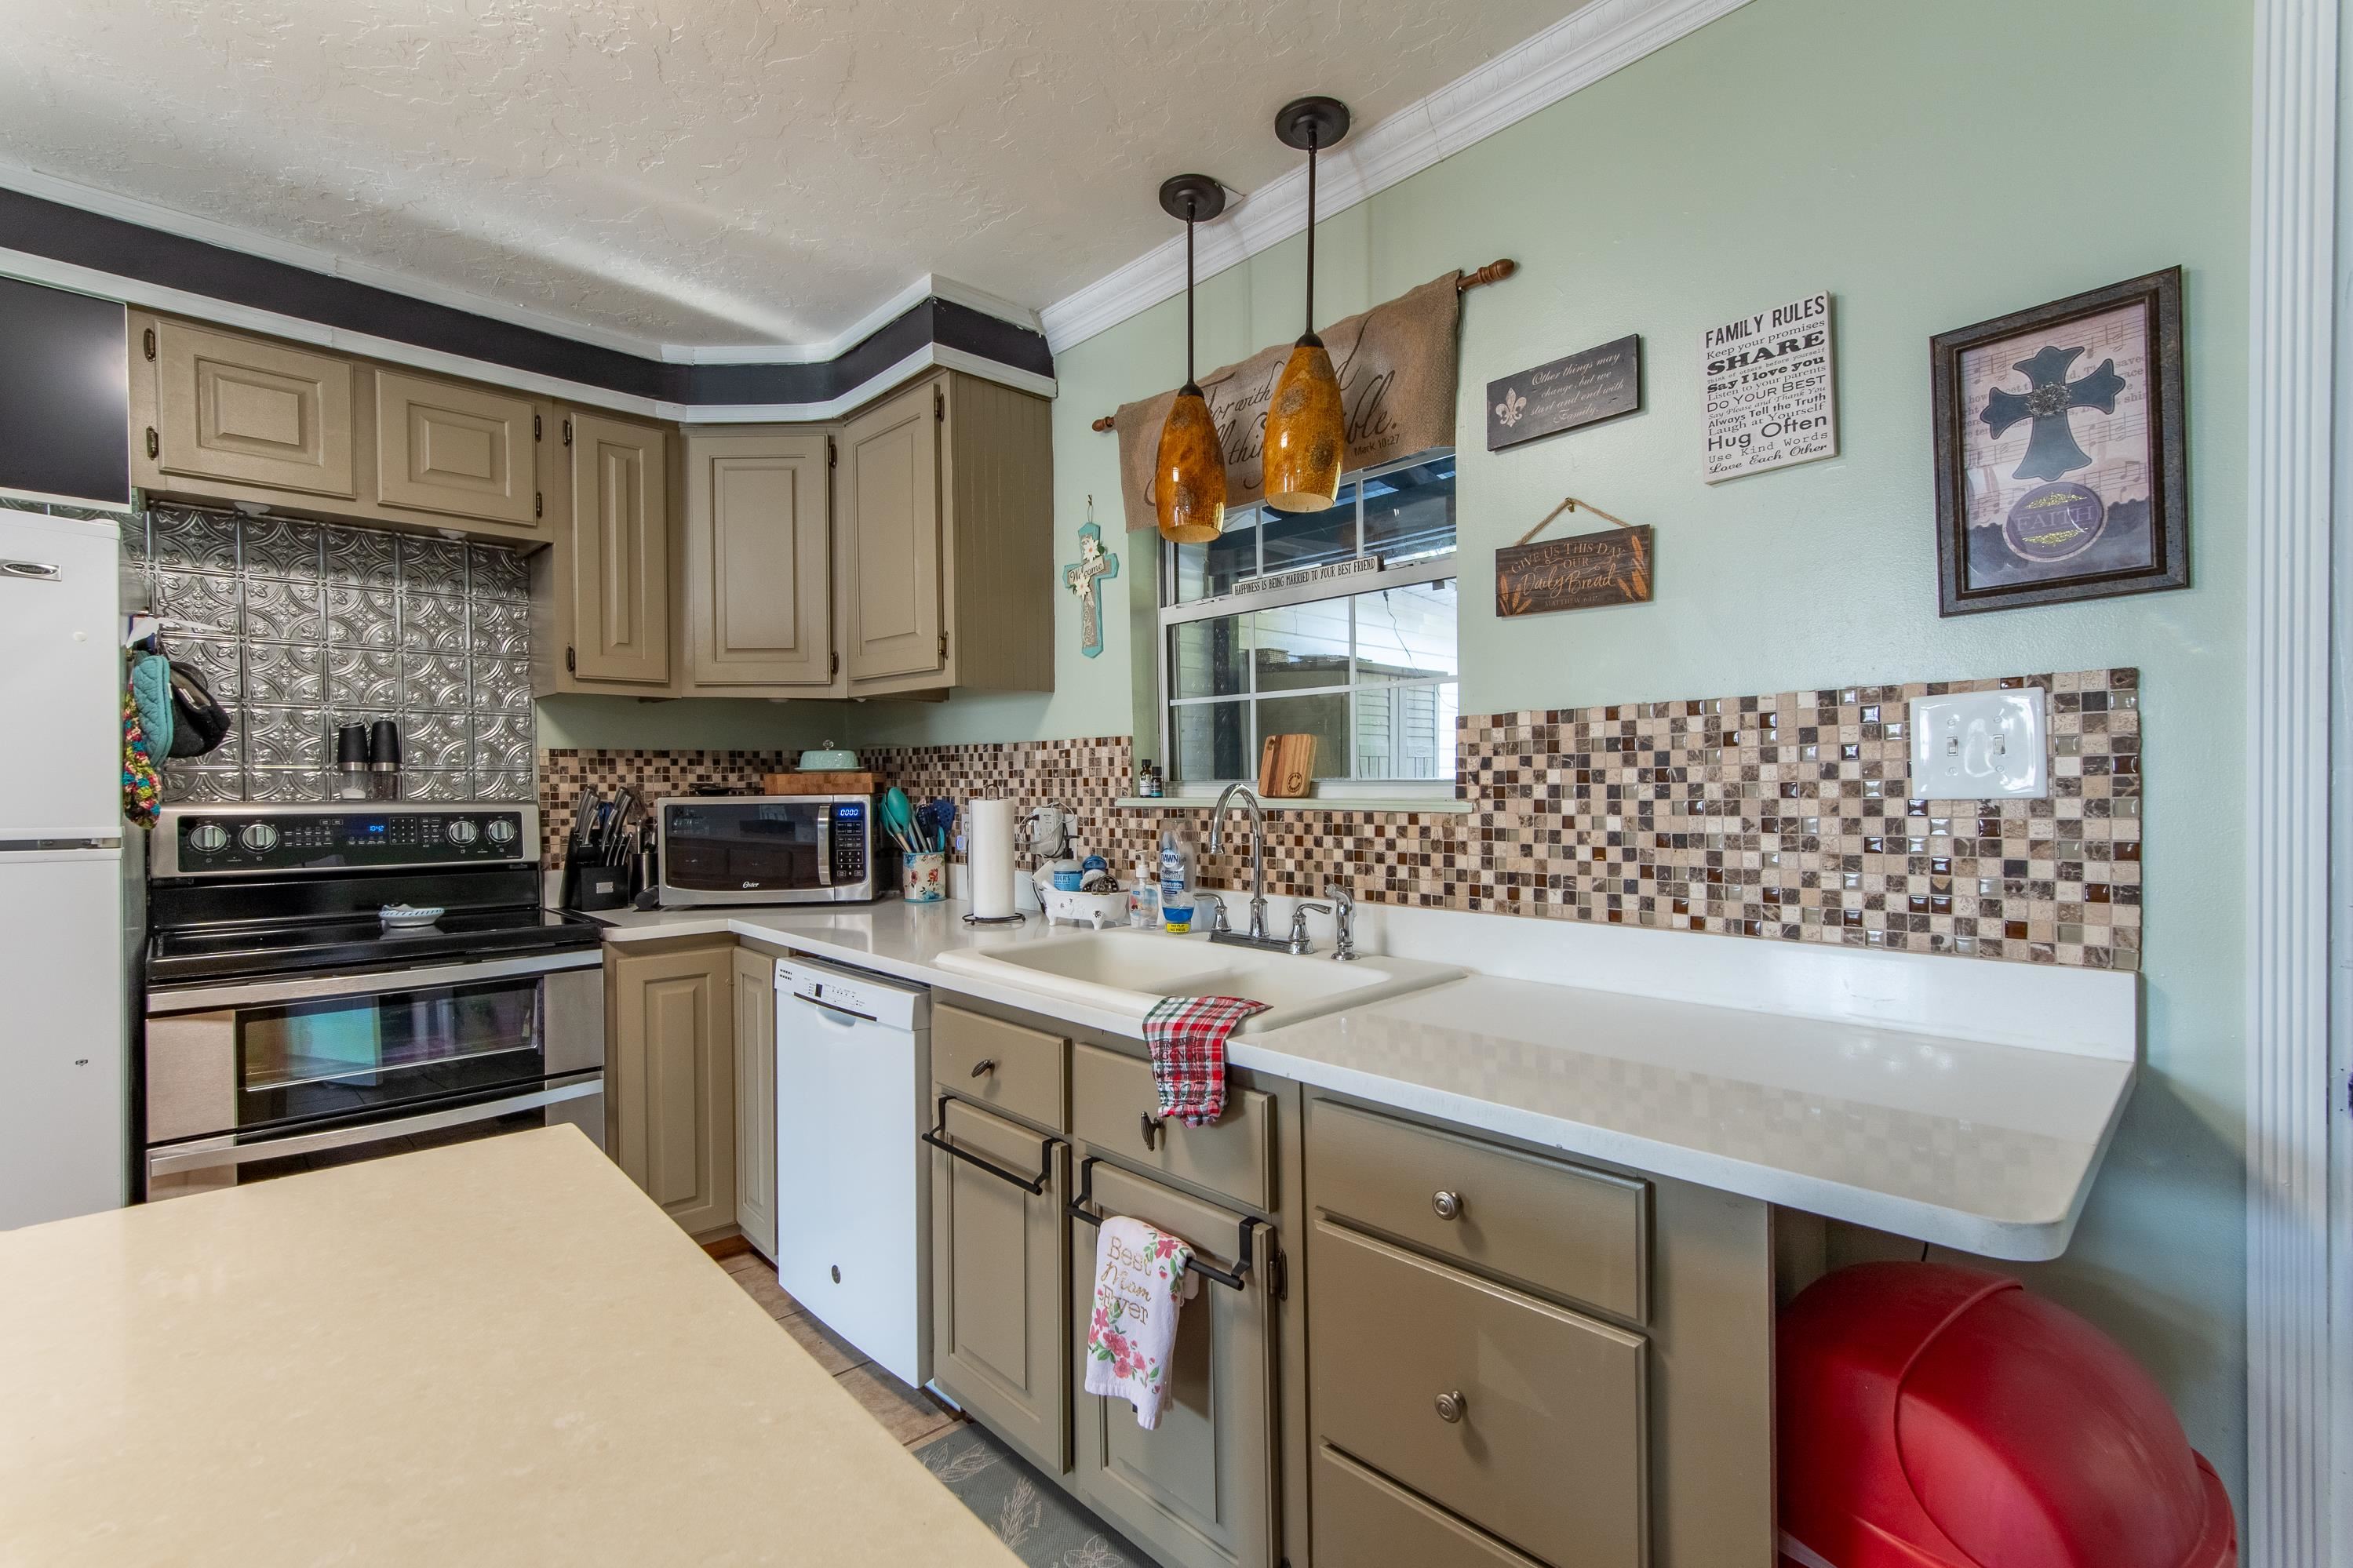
880, 788, 920, 853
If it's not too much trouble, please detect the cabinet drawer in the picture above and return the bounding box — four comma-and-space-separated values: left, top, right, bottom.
1309, 1218, 1647, 1568
1313, 1443, 1548, 1568
1308, 1097, 1647, 1321
934, 1003, 1065, 1131
1073, 1041, 1270, 1211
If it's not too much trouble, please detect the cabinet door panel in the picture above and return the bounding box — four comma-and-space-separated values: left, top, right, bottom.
1072, 1161, 1277, 1568
931, 1097, 1068, 1472
569, 413, 670, 684
840, 384, 942, 682
155, 320, 355, 498
733, 947, 778, 1259
375, 370, 537, 526
687, 431, 830, 686
1073, 1041, 1271, 1210
608, 941, 734, 1237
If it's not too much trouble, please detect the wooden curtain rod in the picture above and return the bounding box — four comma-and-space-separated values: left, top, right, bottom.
1087, 258, 1516, 432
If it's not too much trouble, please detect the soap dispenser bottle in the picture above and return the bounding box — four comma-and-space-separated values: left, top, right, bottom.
1128, 862, 1161, 929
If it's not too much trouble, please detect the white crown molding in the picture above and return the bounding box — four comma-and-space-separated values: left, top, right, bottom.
0, 159, 1040, 363
0, 243, 1052, 426
1035, 0, 1753, 353
2246, 0, 2339, 1561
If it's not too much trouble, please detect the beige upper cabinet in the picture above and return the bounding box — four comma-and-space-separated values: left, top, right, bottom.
837, 373, 1054, 698
684, 428, 834, 690
150, 318, 357, 500
373, 369, 539, 528
566, 412, 672, 686
839, 381, 945, 686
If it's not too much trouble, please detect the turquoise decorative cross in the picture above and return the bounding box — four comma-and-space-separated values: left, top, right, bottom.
1064, 521, 1119, 659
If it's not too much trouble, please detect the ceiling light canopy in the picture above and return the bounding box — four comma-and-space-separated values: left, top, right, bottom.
1153, 172, 1230, 544
1261, 94, 1352, 514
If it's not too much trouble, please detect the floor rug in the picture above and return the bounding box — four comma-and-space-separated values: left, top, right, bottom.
917, 1423, 1153, 1566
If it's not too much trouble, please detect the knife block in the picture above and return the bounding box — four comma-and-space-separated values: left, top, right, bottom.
562, 860, 628, 912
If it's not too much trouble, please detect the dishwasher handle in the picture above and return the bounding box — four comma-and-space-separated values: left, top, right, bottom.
921, 1095, 1063, 1195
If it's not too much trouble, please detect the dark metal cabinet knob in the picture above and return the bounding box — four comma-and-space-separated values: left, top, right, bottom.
1435, 1390, 1467, 1424
1432, 1189, 1463, 1221
970, 1057, 996, 1078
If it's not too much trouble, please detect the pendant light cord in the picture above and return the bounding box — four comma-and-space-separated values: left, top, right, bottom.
1304, 128, 1318, 336
1186, 196, 1197, 386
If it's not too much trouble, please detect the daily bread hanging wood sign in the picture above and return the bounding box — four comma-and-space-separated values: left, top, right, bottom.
1495, 497, 1652, 617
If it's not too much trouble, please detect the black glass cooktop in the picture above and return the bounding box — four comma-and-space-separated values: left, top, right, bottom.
148, 904, 603, 989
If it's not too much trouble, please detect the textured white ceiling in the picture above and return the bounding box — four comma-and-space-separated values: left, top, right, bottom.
0, 0, 1584, 351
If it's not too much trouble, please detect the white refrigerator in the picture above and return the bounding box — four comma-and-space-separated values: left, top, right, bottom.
0, 510, 129, 1228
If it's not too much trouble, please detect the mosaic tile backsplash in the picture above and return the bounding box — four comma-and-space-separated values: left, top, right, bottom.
126, 506, 536, 804
541, 665, 2140, 971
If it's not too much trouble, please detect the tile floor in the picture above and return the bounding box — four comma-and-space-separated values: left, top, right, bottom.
714, 1246, 964, 1450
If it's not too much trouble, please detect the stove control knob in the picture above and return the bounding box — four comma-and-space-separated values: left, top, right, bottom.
240, 823, 279, 853
188, 821, 230, 853
446, 819, 480, 846
485, 818, 517, 846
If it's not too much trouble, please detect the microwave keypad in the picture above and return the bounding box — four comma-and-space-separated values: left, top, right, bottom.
833, 803, 869, 881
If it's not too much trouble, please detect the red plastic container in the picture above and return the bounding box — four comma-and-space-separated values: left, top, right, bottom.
1777, 1262, 2235, 1568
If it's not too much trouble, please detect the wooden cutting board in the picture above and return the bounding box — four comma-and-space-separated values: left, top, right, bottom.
1258, 733, 1317, 798
759, 771, 876, 796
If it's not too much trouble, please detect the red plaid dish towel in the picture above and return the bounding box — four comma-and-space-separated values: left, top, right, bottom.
1145, 995, 1268, 1127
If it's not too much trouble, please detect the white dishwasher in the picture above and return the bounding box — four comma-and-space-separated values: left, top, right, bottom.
773, 954, 932, 1388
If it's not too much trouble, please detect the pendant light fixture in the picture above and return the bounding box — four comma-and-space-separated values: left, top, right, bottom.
1153, 173, 1230, 544
1261, 94, 1352, 513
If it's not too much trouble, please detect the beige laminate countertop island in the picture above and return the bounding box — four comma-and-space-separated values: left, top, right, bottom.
0, 1127, 1017, 1568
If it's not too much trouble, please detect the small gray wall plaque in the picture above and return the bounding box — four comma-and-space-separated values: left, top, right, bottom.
1486, 334, 1641, 451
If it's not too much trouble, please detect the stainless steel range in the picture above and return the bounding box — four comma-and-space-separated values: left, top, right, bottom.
142, 803, 606, 1202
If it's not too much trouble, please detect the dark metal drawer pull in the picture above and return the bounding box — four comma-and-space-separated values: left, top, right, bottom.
970, 1057, 997, 1078
1064, 1155, 1261, 1293
920, 1094, 1061, 1195
1140, 1113, 1160, 1151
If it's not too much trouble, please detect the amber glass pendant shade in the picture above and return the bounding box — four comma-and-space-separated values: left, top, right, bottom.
1262, 95, 1352, 514
1152, 173, 1231, 544
1156, 383, 1227, 543
1262, 332, 1344, 511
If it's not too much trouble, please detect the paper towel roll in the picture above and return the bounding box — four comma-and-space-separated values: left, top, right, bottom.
968, 797, 1018, 919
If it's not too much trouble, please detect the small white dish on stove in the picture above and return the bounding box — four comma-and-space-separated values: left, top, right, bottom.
378, 904, 445, 930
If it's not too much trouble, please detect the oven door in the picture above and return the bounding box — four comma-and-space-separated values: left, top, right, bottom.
658, 797, 870, 904
145, 951, 604, 1148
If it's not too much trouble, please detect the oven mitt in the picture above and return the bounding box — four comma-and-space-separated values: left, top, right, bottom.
167, 659, 233, 759
129, 652, 174, 761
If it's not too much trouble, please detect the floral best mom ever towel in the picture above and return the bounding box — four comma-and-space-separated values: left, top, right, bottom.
1083, 1216, 1200, 1430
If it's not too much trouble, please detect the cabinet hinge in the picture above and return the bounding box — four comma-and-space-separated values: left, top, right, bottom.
534, 490, 543, 520
563, 417, 574, 446
144, 427, 159, 460
829, 651, 840, 679
1269, 1248, 1289, 1301
534, 413, 543, 441
828, 437, 837, 470
565, 645, 577, 675
141, 326, 156, 362
938, 631, 949, 660
934, 385, 945, 423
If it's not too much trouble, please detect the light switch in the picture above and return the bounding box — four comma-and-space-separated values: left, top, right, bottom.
1908, 688, 2048, 799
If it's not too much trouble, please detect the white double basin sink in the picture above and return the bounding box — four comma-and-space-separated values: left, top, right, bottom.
931, 927, 1466, 1035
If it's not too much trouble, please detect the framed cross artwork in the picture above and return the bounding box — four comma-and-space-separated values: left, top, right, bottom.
1929, 267, 2188, 616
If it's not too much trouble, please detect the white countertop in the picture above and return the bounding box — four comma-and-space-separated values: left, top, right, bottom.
0, 1127, 1017, 1567
595, 898, 2135, 1261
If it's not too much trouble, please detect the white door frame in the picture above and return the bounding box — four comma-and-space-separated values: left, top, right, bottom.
2247, 1, 2343, 1563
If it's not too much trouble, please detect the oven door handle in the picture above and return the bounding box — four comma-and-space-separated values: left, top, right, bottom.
145, 1075, 603, 1176
148, 949, 604, 1014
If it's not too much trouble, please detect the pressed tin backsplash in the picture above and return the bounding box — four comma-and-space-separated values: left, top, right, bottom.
542, 665, 2139, 971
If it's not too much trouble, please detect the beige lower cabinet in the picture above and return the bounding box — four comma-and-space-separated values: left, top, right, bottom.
606, 937, 736, 1238
1069, 1159, 1279, 1568
929, 1096, 1070, 1472
732, 946, 778, 1260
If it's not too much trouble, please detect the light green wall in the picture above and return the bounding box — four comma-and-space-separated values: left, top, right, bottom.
535, 694, 850, 752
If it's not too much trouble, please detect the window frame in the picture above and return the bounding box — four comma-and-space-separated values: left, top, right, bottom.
1155, 449, 1459, 796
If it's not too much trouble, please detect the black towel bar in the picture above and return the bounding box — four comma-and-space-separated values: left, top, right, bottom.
920, 1094, 1063, 1195
1064, 1155, 1262, 1293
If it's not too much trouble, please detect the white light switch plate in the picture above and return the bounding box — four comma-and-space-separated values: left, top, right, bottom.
1909, 689, 2048, 799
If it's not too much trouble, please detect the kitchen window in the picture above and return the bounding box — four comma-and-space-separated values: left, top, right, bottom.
1158, 452, 1457, 791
